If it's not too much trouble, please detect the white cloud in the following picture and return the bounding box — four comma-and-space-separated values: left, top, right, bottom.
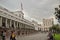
0, 0, 60, 24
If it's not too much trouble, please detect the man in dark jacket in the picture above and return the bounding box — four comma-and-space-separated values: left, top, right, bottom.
48, 32, 54, 40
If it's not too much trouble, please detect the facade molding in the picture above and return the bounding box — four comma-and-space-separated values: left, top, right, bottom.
0, 6, 34, 30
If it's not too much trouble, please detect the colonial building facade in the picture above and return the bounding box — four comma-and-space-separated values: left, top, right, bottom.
32, 20, 40, 31
0, 6, 35, 35
42, 18, 54, 31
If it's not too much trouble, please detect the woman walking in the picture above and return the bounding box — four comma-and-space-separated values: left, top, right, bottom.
10, 31, 16, 40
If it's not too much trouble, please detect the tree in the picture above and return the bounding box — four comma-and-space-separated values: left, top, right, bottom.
49, 24, 60, 32
54, 5, 60, 23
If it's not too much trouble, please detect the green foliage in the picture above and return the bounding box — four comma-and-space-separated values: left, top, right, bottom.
54, 5, 60, 23
49, 24, 60, 32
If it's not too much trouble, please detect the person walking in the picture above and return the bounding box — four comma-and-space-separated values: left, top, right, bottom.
1, 31, 6, 40
48, 31, 54, 40
17, 30, 20, 36
10, 31, 16, 40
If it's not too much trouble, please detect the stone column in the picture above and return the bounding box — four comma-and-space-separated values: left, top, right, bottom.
18, 22, 19, 28
6, 18, 8, 28
24, 24, 25, 35
15, 22, 17, 29
19, 23, 21, 29
10, 20, 12, 28
17, 22, 18, 29
14, 21, 16, 29
0, 16, 2, 27
19, 23, 20, 28
21, 23, 22, 28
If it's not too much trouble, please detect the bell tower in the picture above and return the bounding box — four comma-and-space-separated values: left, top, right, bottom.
21, 2, 23, 11
18, 2, 24, 19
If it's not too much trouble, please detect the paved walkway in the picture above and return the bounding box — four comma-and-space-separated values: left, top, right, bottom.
6, 32, 48, 40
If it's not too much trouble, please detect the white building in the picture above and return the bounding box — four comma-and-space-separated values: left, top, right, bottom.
42, 18, 54, 31
0, 6, 35, 33
14, 11, 24, 19
32, 20, 40, 30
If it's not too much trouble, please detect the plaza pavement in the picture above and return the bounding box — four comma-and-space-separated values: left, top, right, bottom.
6, 32, 48, 40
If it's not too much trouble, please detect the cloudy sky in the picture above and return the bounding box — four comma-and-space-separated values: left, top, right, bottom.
0, 0, 60, 23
